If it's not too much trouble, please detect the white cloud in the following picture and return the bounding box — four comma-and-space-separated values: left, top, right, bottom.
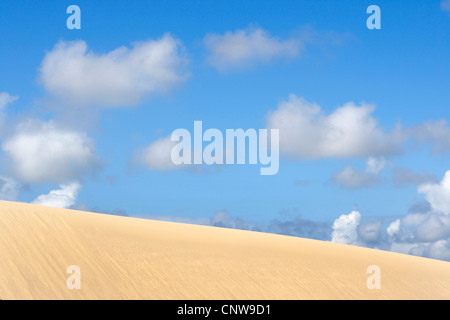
327, 208, 450, 261
386, 219, 401, 240
135, 214, 212, 226
212, 210, 232, 227
418, 170, 450, 215
410, 120, 450, 153
408, 201, 432, 214
332, 157, 386, 190
0, 92, 18, 110
266, 215, 331, 240
32, 182, 81, 209
415, 213, 450, 242
392, 167, 439, 187
332, 165, 380, 189
0, 176, 20, 201
0, 92, 18, 132
266, 95, 404, 159
383, 211, 450, 261
389, 242, 422, 256
2, 120, 98, 183
386, 217, 417, 244
133, 210, 258, 230
401, 212, 428, 226
442, 0, 450, 12
136, 136, 180, 171
331, 211, 361, 245
422, 240, 450, 261
204, 27, 301, 70
358, 221, 382, 243
128, 209, 331, 240
40, 34, 188, 107
366, 157, 386, 174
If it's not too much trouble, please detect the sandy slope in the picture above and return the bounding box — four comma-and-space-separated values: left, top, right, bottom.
0, 201, 449, 300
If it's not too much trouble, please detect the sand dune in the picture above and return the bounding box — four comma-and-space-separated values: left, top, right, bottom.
0, 200, 449, 300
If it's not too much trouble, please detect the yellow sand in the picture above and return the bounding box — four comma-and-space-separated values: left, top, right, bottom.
0, 200, 449, 300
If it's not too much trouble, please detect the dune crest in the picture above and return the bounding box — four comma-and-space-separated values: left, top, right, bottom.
0, 200, 449, 300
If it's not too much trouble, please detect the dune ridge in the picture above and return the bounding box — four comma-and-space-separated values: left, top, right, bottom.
0, 200, 449, 300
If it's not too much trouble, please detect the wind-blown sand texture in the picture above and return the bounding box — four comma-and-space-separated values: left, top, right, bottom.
0, 200, 449, 300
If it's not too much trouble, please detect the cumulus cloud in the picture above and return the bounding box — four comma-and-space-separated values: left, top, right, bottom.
327, 207, 450, 262
331, 206, 450, 261
131, 209, 329, 240
332, 157, 386, 189
209, 210, 263, 231
332, 166, 379, 189
331, 211, 361, 245
0, 92, 18, 111
72, 202, 129, 217
135, 134, 214, 173
32, 182, 81, 208
0, 92, 18, 132
366, 157, 387, 174
0, 176, 20, 201
132, 210, 259, 230
402, 212, 429, 226
134, 214, 212, 227
204, 26, 302, 70
40, 34, 188, 107
418, 170, 450, 214
358, 220, 382, 243
386, 212, 450, 261
266, 95, 404, 159
442, 0, 450, 12
392, 167, 439, 187
211, 210, 233, 227
2, 120, 99, 183
350, 190, 450, 261
135, 136, 180, 171
386, 219, 401, 240
419, 240, 450, 261
410, 120, 450, 154
266, 215, 331, 240
415, 213, 450, 242
408, 201, 432, 214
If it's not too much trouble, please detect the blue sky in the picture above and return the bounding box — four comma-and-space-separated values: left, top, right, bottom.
1, 0, 450, 260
